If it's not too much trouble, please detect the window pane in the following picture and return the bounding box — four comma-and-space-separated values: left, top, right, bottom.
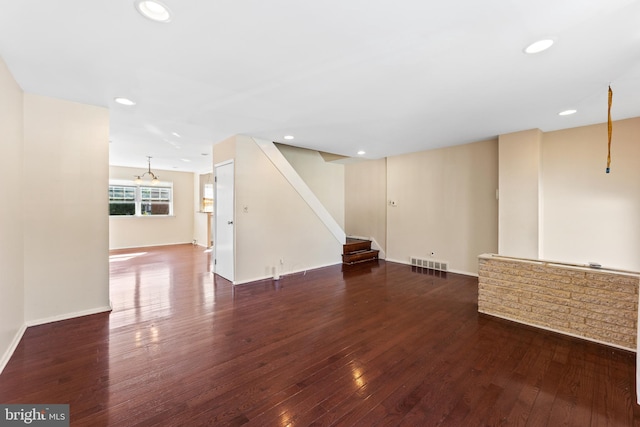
141, 202, 170, 215
140, 186, 170, 202
109, 185, 135, 201
109, 203, 136, 215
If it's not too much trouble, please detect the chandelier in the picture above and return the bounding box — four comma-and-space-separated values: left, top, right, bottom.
134, 156, 160, 185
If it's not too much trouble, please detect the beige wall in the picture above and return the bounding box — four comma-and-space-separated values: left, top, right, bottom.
497, 119, 640, 271
385, 139, 499, 275
109, 166, 195, 249
213, 135, 342, 284
213, 135, 236, 164
345, 158, 387, 254
0, 58, 25, 370
276, 143, 345, 229
23, 94, 110, 323
541, 118, 640, 270
498, 129, 542, 258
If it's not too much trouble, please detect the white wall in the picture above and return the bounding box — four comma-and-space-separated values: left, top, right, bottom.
23, 94, 111, 324
0, 57, 25, 371
276, 143, 345, 229
541, 119, 640, 270
498, 129, 542, 258
109, 166, 195, 249
213, 135, 342, 284
345, 158, 387, 253
385, 139, 499, 275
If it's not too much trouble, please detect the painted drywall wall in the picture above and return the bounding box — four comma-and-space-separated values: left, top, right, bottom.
215, 136, 342, 284
276, 144, 345, 229
23, 94, 110, 323
386, 139, 499, 275
0, 57, 25, 371
498, 129, 542, 258
213, 136, 236, 164
345, 158, 387, 254
541, 118, 640, 270
109, 166, 195, 249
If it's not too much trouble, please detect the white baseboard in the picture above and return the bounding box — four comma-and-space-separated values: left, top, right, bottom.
384, 258, 478, 277
25, 304, 113, 328
232, 261, 342, 285
0, 324, 27, 375
1, 304, 114, 375
109, 242, 193, 251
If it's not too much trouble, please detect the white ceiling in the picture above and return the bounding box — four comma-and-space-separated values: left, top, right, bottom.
1, 0, 639, 173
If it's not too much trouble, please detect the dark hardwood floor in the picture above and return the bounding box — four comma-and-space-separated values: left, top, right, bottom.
1, 244, 639, 426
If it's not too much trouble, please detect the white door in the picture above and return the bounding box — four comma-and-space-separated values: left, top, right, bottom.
215, 161, 234, 282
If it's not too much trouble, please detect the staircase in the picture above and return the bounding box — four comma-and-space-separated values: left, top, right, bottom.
342, 238, 379, 265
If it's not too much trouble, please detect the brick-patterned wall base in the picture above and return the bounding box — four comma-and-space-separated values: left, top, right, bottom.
478, 254, 639, 351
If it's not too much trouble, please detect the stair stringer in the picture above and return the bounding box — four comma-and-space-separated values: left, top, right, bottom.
253, 138, 346, 245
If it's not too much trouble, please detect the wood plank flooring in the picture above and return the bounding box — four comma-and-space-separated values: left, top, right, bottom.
1, 244, 639, 426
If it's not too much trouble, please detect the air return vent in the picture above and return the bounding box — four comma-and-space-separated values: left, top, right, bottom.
410, 257, 448, 272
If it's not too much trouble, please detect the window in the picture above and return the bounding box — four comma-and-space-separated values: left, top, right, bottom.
109, 185, 136, 216
199, 172, 214, 212
140, 186, 171, 215
109, 182, 173, 216
202, 183, 213, 212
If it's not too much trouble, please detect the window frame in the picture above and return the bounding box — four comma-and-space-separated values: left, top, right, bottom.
109, 179, 174, 217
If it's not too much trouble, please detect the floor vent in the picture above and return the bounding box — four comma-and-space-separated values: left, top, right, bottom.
410, 257, 448, 272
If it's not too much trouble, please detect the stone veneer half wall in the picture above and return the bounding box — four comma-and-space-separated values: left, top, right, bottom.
478, 254, 639, 351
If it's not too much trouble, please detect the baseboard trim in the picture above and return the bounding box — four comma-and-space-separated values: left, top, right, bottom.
25, 305, 113, 328
232, 261, 342, 286
2, 303, 114, 375
0, 324, 27, 375
109, 242, 193, 251
384, 258, 477, 277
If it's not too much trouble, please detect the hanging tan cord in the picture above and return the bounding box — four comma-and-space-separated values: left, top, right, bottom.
606, 85, 612, 173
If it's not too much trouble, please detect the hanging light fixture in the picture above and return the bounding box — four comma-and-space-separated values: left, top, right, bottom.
134, 156, 160, 185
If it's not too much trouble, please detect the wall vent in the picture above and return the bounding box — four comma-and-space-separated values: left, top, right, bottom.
410, 257, 448, 272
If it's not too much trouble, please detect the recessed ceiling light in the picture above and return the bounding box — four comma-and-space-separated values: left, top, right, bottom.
524, 39, 554, 54
114, 97, 136, 106
357, 150, 366, 155
559, 109, 577, 116
134, 0, 172, 23
284, 135, 294, 140
172, 132, 181, 138
180, 158, 190, 162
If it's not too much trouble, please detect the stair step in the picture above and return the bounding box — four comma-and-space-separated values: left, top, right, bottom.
343, 238, 371, 254
342, 249, 379, 265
